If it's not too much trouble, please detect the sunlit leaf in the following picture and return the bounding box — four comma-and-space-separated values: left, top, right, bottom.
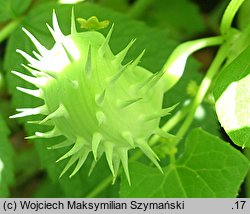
214, 45, 250, 148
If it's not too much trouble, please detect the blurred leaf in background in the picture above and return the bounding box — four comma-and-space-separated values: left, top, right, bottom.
0, 0, 32, 22
0, 115, 14, 197
142, 0, 205, 40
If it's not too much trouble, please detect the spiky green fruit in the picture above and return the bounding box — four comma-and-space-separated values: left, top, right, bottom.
11, 10, 174, 184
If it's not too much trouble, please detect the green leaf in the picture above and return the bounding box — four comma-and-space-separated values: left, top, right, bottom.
4, 2, 177, 197
0, 0, 32, 22
214, 45, 250, 148
0, 115, 14, 197
225, 25, 250, 65
144, 0, 205, 39
120, 128, 250, 197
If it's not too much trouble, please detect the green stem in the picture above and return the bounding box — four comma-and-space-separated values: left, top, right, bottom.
160, 104, 190, 134
128, 0, 154, 19
220, 0, 245, 34
176, 43, 229, 139
161, 36, 224, 92
0, 18, 23, 43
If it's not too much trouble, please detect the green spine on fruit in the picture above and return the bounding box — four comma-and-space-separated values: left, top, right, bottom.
11, 10, 175, 184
